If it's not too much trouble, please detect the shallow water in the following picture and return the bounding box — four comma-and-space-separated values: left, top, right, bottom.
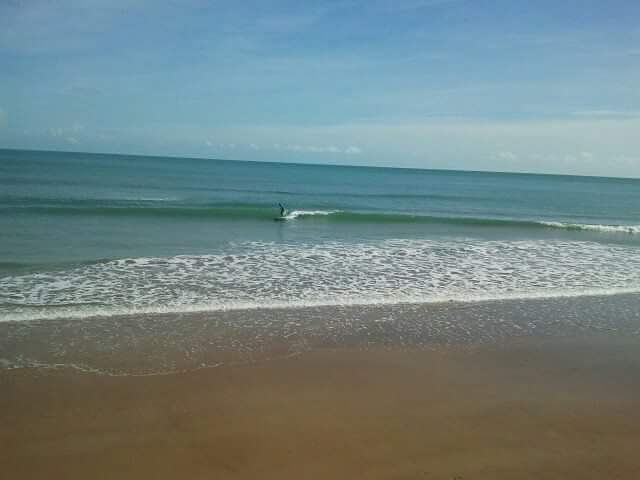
2, 294, 639, 375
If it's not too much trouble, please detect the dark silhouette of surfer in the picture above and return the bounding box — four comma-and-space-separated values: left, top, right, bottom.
278, 203, 286, 217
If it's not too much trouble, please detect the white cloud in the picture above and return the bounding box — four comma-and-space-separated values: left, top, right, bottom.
497, 151, 517, 161
49, 123, 83, 145
205, 141, 238, 150
345, 146, 362, 155
28, 116, 639, 177
204, 141, 362, 155
224, 117, 639, 176
282, 144, 361, 155
146, 116, 640, 176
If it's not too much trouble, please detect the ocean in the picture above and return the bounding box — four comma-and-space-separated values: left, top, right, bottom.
1, 148, 639, 322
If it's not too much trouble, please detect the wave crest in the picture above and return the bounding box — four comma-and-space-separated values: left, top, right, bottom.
539, 221, 640, 234
6, 199, 638, 234
282, 209, 338, 219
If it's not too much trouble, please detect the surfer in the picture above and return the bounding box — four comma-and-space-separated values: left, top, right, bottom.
278, 203, 286, 217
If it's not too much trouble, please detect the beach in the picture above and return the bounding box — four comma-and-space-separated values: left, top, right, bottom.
3, 295, 640, 479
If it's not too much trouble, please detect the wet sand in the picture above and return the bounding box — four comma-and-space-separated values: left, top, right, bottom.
2, 295, 640, 479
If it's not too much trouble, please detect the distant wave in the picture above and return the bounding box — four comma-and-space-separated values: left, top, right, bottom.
538, 221, 640, 234
3, 199, 639, 234
281, 209, 339, 219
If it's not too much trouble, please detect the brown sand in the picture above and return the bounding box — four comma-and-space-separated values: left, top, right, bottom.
2, 336, 640, 479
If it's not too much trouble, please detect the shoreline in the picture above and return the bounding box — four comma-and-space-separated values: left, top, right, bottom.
2, 292, 639, 375
4, 286, 640, 324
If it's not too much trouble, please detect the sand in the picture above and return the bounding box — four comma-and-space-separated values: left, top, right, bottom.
2, 296, 640, 479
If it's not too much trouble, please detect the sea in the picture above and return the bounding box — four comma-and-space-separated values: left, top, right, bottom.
1, 148, 639, 322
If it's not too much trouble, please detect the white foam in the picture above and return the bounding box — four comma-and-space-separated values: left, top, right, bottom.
3, 287, 640, 323
2, 239, 640, 322
283, 209, 338, 219
539, 221, 640, 234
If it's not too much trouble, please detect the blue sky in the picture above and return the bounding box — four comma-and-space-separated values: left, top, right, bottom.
1, 0, 639, 176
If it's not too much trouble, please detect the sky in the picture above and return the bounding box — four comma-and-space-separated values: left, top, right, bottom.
1, 0, 639, 177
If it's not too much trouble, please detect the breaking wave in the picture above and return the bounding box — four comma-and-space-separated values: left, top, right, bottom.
3, 198, 639, 234
2, 238, 640, 321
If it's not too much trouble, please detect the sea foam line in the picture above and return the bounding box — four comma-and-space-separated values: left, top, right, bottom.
3, 286, 640, 323
539, 221, 640, 234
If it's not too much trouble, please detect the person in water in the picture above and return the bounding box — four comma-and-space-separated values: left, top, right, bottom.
278, 203, 286, 217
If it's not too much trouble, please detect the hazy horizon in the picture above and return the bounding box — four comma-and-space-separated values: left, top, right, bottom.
6, 146, 640, 181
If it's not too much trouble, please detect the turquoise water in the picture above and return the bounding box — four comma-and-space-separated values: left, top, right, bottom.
1, 148, 640, 321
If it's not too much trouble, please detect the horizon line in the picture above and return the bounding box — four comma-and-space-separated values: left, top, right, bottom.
2, 146, 639, 181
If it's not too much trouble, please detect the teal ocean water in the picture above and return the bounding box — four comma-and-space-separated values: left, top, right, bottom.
1, 148, 640, 321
